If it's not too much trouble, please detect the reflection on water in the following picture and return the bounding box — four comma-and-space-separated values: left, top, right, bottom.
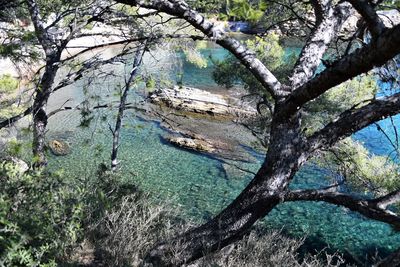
43, 45, 400, 263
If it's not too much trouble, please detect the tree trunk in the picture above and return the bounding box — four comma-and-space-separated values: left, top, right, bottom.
32, 61, 59, 168
32, 105, 48, 167
143, 112, 308, 266
111, 46, 145, 171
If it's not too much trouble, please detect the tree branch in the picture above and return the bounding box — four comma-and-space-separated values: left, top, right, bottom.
372, 189, 400, 209
377, 247, 400, 266
308, 92, 400, 151
114, 0, 284, 99
26, 0, 55, 54
289, 2, 353, 89
0, 106, 33, 129
284, 188, 400, 229
278, 24, 400, 119
347, 0, 386, 38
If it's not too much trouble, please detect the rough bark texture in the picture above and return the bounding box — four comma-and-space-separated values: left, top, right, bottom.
377, 248, 400, 267
308, 92, 400, 150
31, 63, 59, 167
109, 1, 400, 266
280, 23, 400, 119
284, 189, 400, 229
290, 2, 352, 89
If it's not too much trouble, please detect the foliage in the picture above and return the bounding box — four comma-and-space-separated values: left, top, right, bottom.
183, 49, 208, 69
35, 0, 91, 18
93, 199, 346, 267
200, 229, 345, 267
213, 33, 287, 95
187, 0, 223, 14
0, 161, 84, 266
0, 104, 25, 121
3, 139, 24, 157
0, 0, 29, 22
223, 0, 268, 23
92, 192, 188, 266
304, 75, 379, 133
145, 76, 156, 92
0, 156, 144, 266
316, 138, 400, 196
381, 0, 400, 9
0, 74, 19, 94
0, 75, 26, 121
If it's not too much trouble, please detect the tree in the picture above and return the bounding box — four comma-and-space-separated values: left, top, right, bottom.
0, 0, 149, 167
112, 0, 400, 266
0, 0, 207, 168
110, 43, 146, 171
11, 0, 115, 167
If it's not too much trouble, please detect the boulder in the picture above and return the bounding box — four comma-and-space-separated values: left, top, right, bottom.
166, 136, 216, 153
149, 86, 257, 118
48, 139, 70, 156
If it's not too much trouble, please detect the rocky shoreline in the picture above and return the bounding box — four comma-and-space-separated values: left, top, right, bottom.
146, 85, 263, 163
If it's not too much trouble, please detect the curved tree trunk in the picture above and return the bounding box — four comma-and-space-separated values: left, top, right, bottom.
143, 113, 308, 266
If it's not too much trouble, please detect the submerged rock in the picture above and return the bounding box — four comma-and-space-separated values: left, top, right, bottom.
48, 139, 70, 156
149, 86, 257, 118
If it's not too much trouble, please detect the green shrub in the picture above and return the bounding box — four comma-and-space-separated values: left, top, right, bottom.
0, 161, 85, 266
0, 74, 19, 94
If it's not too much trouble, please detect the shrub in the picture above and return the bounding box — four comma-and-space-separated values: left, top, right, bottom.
0, 74, 19, 94
90, 192, 345, 267
90, 192, 190, 266
0, 161, 85, 266
198, 230, 345, 267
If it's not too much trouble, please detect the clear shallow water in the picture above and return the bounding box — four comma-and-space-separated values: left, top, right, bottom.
43, 45, 400, 263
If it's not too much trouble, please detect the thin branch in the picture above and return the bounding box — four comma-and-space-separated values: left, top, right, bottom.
308, 92, 400, 151
0, 106, 33, 129
284, 187, 400, 229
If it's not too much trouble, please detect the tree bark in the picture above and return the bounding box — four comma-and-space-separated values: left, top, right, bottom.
377, 248, 400, 267
26, 0, 62, 167
111, 45, 145, 171
31, 59, 59, 167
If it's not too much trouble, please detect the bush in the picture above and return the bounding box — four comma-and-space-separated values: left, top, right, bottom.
90, 192, 190, 266
0, 160, 349, 267
0, 74, 19, 94
198, 230, 345, 267
0, 161, 84, 266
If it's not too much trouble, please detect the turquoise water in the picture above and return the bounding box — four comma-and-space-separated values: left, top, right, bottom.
42, 45, 400, 264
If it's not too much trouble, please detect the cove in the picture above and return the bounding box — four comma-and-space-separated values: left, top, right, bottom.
43, 44, 400, 264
